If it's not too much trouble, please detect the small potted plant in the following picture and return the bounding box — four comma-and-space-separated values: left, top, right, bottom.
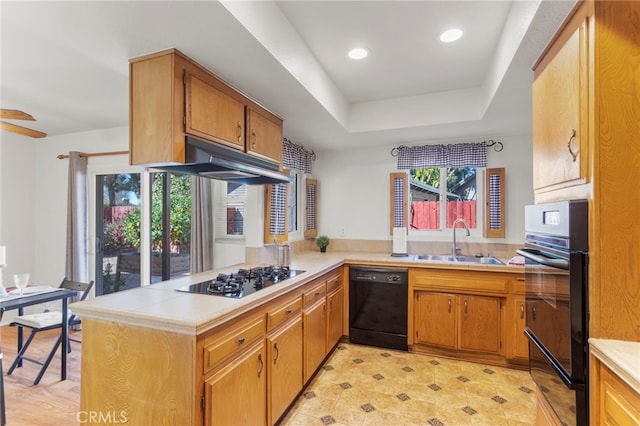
315, 235, 330, 253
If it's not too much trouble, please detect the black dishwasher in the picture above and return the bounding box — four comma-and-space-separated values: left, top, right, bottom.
349, 266, 408, 351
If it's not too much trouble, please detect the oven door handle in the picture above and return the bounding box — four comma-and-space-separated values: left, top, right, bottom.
516, 248, 569, 270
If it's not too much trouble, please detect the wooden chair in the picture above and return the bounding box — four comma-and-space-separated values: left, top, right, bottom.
6, 278, 94, 385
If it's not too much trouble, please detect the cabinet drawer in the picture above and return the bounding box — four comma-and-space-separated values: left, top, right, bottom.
411, 270, 509, 295
204, 316, 265, 373
511, 276, 526, 295
326, 273, 341, 294
267, 295, 302, 331
303, 281, 326, 306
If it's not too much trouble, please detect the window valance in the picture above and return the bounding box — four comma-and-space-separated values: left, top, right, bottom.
395, 142, 489, 169
283, 137, 315, 174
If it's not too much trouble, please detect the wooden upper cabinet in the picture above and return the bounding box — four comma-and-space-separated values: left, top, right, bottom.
532, 3, 590, 194
185, 67, 245, 150
130, 48, 283, 167
129, 50, 186, 165
246, 105, 283, 164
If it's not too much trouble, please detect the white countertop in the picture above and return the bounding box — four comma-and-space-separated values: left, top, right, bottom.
590, 338, 640, 394
71, 251, 523, 335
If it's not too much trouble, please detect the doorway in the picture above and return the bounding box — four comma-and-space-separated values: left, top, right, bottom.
94, 173, 142, 295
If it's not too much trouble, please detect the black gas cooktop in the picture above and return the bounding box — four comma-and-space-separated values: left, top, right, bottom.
176, 266, 305, 299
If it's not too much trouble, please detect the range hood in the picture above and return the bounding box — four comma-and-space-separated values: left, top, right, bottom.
157, 136, 292, 185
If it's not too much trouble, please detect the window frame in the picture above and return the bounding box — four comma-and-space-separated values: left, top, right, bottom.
484, 167, 505, 238
391, 169, 495, 236
304, 178, 318, 238
214, 180, 247, 242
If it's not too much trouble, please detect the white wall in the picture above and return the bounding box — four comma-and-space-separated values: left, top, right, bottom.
1, 127, 534, 305
0, 132, 37, 285
313, 134, 534, 245
34, 127, 130, 288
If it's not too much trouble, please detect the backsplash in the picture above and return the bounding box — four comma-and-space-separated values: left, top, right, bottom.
246, 238, 522, 264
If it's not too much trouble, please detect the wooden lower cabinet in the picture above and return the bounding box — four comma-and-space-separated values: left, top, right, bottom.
409, 269, 527, 366
303, 297, 327, 383
205, 340, 267, 426
599, 369, 640, 425
505, 296, 528, 361
415, 292, 457, 349
327, 285, 344, 350
414, 292, 501, 354
268, 316, 303, 425
76, 266, 342, 426
458, 295, 501, 353
591, 354, 640, 426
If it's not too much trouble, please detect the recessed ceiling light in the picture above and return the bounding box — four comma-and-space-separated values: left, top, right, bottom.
440, 28, 463, 43
348, 47, 369, 60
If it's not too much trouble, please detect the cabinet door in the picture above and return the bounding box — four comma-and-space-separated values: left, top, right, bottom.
327, 287, 344, 350
599, 363, 640, 426
246, 106, 283, 163
458, 295, 501, 354
268, 316, 303, 425
532, 10, 588, 193
414, 292, 456, 349
186, 70, 245, 149
205, 341, 266, 426
303, 299, 327, 383
505, 297, 528, 361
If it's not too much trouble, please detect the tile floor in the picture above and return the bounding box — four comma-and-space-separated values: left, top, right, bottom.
281, 344, 537, 425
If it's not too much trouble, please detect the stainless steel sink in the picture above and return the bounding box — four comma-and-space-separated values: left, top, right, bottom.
414, 254, 458, 262
455, 255, 505, 265
414, 254, 505, 265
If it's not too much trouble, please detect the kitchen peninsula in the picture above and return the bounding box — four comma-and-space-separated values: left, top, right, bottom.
71, 251, 526, 425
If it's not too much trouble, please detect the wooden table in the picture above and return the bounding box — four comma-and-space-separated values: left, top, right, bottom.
0, 288, 76, 426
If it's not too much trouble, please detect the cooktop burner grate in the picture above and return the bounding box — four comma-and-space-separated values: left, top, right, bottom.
177, 266, 305, 298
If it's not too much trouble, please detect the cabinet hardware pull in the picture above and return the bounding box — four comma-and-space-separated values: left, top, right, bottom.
520, 303, 525, 319
315, 291, 320, 296
464, 299, 468, 314
516, 277, 525, 282
567, 128, 578, 162
273, 343, 279, 364
238, 337, 245, 344
251, 129, 257, 149
236, 121, 242, 142
532, 305, 536, 321
257, 354, 264, 378
448, 298, 452, 313
286, 308, 292, 314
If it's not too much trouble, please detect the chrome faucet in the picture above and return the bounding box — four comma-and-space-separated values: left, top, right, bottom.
452, 218, 471, 256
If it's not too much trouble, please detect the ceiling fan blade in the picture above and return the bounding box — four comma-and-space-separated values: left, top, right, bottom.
0, 121, 47, 138
0, 109, 35, 121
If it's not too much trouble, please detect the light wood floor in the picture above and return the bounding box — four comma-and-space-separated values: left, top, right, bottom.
1, 325, 81, 425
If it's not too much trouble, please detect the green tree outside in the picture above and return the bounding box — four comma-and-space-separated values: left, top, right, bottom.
121, 173, 192, 253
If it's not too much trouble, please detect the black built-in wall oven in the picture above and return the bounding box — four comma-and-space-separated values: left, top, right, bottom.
516, 200, 589, 426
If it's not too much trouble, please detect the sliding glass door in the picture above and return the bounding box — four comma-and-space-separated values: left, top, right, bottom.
94, 173, 141, 295
149, 171, 192, 282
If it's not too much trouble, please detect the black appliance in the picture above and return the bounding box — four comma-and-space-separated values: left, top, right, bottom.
158, 136, 292, 185
177, 266, 305, 299
516, 199, 589, 425
349, 266, 408, 351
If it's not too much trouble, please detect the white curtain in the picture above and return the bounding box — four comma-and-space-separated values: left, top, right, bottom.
65, 152, 88, 282
190, 176, 213, 273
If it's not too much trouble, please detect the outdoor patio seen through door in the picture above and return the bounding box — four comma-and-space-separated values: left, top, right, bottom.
95, 172, 192, 296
